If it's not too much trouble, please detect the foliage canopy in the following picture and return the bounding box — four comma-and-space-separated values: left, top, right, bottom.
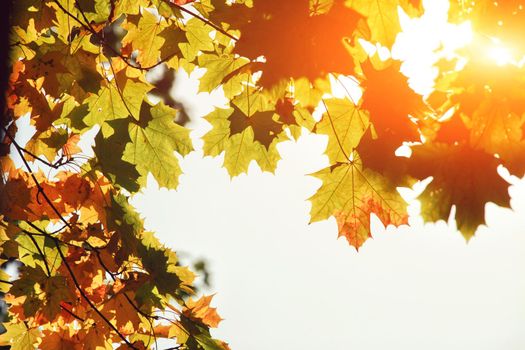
1, 0, 524, 348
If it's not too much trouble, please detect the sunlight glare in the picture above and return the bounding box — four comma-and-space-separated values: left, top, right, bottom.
487, 45, 513, 66
393, 0, 473, 95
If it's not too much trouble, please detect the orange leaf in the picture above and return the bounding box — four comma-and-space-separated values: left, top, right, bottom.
183, 295, 223, 328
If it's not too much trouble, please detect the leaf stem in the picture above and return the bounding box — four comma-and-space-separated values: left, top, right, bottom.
321, 99, 351, 161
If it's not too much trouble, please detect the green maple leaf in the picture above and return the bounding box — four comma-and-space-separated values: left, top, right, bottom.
94, 119, 141, 193
0, 322, 40, 350
84, 74, 151, 129
202, 106, 282, 177
179, 18, 215, 61
122, 11, 168, 67
123, 102, 193, 189
106, 193, 144, 265
224, 127, 279, 176
293, 77, 323, 109
15, 233, 60, 274
61, 47, 101, 98
315, 98, 369, 163
309, 157, 408, 249
198, 53, 250, 96
138, 232, 195, 296
114, 0, 150, 15
76, 0, 111, 24
157, 23, 186, 69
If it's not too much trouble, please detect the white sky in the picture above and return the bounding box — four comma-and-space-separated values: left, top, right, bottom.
132, 1, 525, 348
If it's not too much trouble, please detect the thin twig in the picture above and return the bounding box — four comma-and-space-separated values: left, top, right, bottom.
20, 148, 59, 168
91, 245, 160, 348
60, 304, 86, 322
170, 2, 239, 41
1, 126, 135, 347
52, 236, 138, 349
53, 0, 184, 71
2, 126, 72, 230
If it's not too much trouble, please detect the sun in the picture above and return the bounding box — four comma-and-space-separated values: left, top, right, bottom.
487, 43, 514, 66
390, 0, 524, 98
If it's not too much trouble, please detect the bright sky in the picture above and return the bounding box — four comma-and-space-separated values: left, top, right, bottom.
132, 1, 525, 349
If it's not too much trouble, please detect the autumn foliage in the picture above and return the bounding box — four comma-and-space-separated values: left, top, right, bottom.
1, 0, 524, 348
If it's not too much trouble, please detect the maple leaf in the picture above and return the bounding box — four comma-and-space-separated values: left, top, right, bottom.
357, 59, 426, 176
39, 332, 79, 350
225, 0, 363, 87
5, 0, 525, 348
202, 106, 282, 176
179, 18, 215, 61
183, 295, 223, 328
309, 157, 408, 249
21, 49, 69, 98
201, 78, 287, 176
94, 119, 141, 192
0, 322, 41, 350
229, 108, 283, 150
408, 143, 511, 239
103, 292, 143, 334
138, 233, 195, 296
84, 71, 152, 129
123, 102, 193, 189
335, 196, 403, 249
0, 171, 33, 221
9, 266, 48, 319
11, 0, 56, 32
78, 325, 113, 350
41, 276, 75, 321
157, 23, 187, 69
62, 47, 102, 99
122, 11, 168, 67
315, 98, 369, 163
349, 0, 402, 47
24, 128, 70, 163
361, 60, 424, 141
61, 133, 82, 158
13, 82, 63, 134
198, 53, 250, 96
